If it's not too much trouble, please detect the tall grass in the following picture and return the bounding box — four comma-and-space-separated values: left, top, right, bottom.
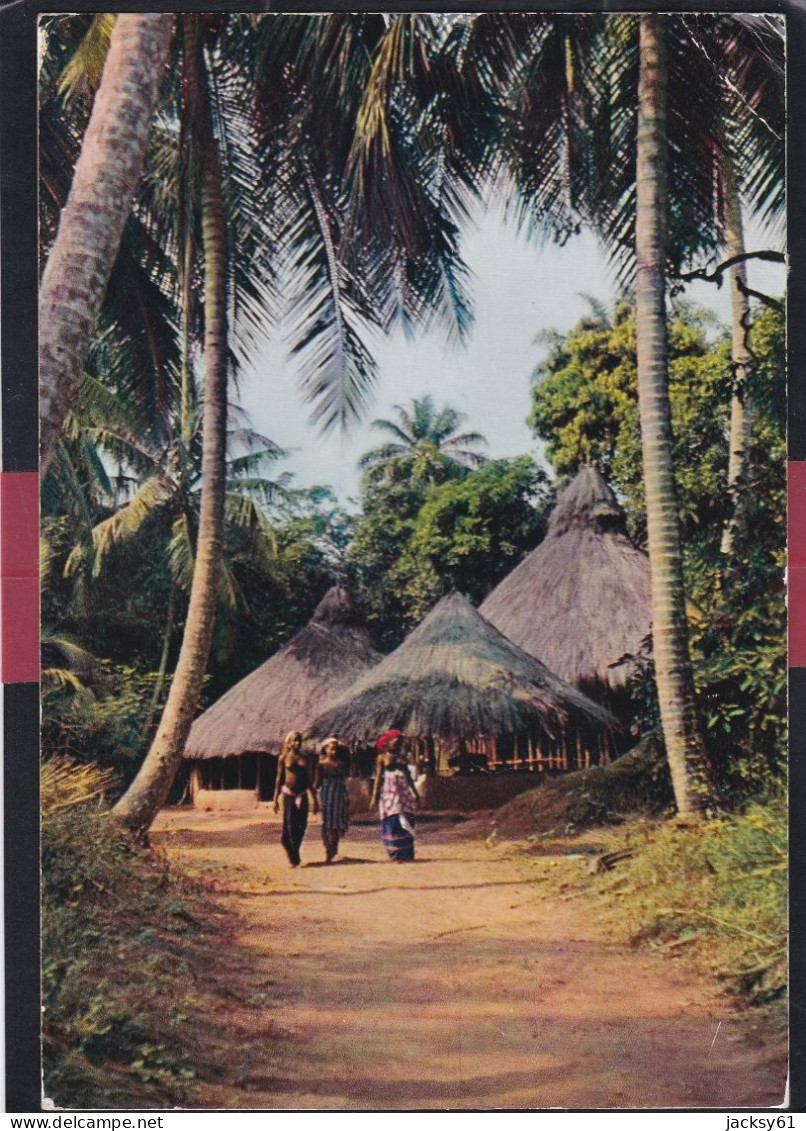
42, 759, 214, 1107
598, 798, 787, 1004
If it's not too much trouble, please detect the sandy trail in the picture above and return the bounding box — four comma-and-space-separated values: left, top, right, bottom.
152, 807, 786, 1110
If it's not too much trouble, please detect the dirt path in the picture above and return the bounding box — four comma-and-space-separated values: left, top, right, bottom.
153, 807, 786, 1110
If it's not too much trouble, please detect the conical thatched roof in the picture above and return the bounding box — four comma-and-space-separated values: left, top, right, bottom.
479, 466, 651, 692
185, 587, 382, 759
308, 592, 614, 745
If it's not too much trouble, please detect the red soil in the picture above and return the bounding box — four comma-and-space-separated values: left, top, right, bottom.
152, 807, 786, 1110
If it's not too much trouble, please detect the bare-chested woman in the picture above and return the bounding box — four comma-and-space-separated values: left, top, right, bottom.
273, 731, 317, 867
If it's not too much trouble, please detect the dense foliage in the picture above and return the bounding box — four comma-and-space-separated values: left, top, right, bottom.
38, 12, 785, 809
529, 301, 786, 793
528, 299, 732, 549
348, 454, 551, 647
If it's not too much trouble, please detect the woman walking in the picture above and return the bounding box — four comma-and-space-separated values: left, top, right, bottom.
370, 730, 420, 862
273, 730, 317, 867
316, 736, 350, 863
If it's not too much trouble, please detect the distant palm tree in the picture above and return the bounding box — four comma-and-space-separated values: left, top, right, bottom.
359, 396, 488, 487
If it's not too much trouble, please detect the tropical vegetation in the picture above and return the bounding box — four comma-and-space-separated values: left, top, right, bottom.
38, 9, 787, 1107
39, 9, 785, 818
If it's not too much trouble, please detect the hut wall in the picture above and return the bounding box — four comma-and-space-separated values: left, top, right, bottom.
192, 788, 259, 811
188, 752, 278, 805
346, 772, 550, 816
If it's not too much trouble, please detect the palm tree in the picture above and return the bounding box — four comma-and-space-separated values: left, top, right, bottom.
632, 15, 710, 816
359, 396, 488, 487
43, 13, 479, 833
434, 13, 783, 814
251, 14, 481, 432
113, 14, 483, 831
113, 16, 237, 833
719, 161, 752, 557
711, 17, 784, 554
39, 14, 173, 474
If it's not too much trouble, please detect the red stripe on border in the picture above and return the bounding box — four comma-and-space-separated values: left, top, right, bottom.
789, 462, 806, 567
1, 471, 40, 683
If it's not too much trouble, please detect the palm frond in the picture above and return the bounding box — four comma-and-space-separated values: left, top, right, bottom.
74, 372, 152, 439
79, 477, 171, 577
358, 442, 410, 471
281, 162, 378, 433
41, 667, 95, 697
226, 425, 287, 460
41, 632, 99, 680
225, 451, 287, 480
167, 513, 195, 591
56, 13, 115, 103
711, 14, 785, 226
217, 557, 240, 610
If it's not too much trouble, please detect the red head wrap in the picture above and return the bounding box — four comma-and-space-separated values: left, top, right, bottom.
375, 729, 402, 751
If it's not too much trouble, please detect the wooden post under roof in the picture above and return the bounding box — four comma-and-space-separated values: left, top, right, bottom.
190, 764, 202, 803
425, 736, 436, 775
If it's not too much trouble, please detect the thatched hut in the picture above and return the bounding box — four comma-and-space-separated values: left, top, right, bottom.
479, 467, 651, 707
308, 592, 616, 776
184, 587, 382, 804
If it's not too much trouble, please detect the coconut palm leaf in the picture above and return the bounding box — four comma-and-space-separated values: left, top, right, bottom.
581, 13, 784, 281
56, 13, 116, 102
279, 161, 378, 433
167, 513, 195, 592
41, 668, 95, 698
717, 15, 784, 229
226, 426, 286, 455
73, 372, 152, 440
358, 442, 410, 471
254, 13, 477, 419
225, 451, 287, 480
41, 633, 99, 681
218, 557, 241, 610
65, 476, 172, 578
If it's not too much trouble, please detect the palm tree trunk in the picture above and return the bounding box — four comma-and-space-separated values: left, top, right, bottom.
720, 156, 752, 556
39, 14, 173, 475
635, 14, 710, 818
115, 20, 227, 834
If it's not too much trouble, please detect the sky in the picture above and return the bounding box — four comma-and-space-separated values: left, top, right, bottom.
236, 199, 786, 509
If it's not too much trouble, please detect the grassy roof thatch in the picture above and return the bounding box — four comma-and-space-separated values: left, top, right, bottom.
308, 592, 614, 745
479, 467, 651, 692
184, 587, 382, 759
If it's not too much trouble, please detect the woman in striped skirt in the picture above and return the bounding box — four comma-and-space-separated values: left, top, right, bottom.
370, 730, 420, 862
315, 737, 350, 863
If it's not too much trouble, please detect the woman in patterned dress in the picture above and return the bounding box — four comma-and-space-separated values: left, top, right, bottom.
369, 730, 420, 862
315, 736, 350, 863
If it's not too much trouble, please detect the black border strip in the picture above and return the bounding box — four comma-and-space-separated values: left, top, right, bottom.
2, 0, 42, 1111
4, 685, 41, 1112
